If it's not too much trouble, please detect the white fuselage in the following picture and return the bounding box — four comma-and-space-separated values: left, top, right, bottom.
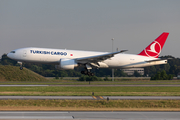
7, 47, 167, 69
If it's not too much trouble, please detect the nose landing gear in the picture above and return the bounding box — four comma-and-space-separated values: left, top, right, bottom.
17, 61, 23, 70
20, 67, 23, 70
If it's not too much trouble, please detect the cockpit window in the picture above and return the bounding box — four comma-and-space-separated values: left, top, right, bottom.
10, 51, 15, 53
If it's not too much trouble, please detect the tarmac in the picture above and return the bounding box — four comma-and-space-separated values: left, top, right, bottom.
1, 96, 180, 100
0, 111, 180, 120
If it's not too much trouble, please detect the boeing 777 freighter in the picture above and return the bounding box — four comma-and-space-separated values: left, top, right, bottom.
7, 32, 169, 76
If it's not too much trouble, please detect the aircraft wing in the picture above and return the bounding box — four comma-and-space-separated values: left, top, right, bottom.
76, 50, 128, 64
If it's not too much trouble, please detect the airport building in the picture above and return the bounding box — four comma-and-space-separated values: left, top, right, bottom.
121, 68, 144, 75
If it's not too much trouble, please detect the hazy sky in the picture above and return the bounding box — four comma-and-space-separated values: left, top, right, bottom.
0, 0, 180, 58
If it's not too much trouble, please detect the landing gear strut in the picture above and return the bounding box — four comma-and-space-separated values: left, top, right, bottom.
81, 70, 94, 76
18, 61, 23, 70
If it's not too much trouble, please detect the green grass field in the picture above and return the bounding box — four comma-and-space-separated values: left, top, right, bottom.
1, 80, 180, 85
1, 65, 180, 111
0, 86, 180, 96
1, 65, 180, 85
0, 65, 46, 81
1, 99, 180, 108
0, 82, 179, 85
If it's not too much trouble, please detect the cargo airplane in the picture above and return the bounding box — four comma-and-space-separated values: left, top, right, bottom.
7, 32, 169, 76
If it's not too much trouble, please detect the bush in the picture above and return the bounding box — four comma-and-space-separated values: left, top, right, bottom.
134, 70, 141, 77
55, 75, 59, 79
79, 75, 87, 81
79, 75, 103, 81
104, 76, 110, 81
151, 70, 173, 80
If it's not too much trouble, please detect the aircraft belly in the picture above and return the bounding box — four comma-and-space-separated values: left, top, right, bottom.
104, 58, 127, 68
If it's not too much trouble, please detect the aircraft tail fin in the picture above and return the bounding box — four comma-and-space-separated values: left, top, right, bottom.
138, 32, 169, 58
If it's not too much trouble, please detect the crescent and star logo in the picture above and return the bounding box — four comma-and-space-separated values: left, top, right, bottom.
144, 41, 161, 58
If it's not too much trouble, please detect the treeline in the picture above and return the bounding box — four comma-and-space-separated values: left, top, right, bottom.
144, 56, 180, 77
0, 54, 180, 77
151, 70, 174, 80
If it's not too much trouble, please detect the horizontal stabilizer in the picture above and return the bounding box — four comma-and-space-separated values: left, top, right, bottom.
145, 58, 171, 63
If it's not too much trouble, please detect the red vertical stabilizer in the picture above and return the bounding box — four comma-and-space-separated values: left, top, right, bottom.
138, 32, 169, 58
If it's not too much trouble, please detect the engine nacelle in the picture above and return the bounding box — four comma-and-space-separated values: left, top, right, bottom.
55, 58, 78, 70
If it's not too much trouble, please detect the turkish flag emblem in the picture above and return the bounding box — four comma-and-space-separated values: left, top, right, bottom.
144, 41, 161, 58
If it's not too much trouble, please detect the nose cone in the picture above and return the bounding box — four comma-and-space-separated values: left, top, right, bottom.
7, 53, 13, 59
7, 50, 16, 59
7, 53, 11, 58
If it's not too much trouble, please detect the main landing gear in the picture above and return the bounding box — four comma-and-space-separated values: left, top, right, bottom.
81, 70, 94, 76
80, 64, 94, 76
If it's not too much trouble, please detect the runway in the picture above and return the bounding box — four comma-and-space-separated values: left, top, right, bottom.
0, 111, 179, 120
1, 96, 180, 100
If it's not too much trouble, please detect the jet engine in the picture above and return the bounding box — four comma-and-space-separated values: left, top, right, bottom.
55, 58, 78, 70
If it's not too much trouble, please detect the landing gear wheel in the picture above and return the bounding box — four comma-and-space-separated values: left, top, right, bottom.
81, 70, 88, 75
90, 73, 94, 76
81, 71, 94, 76
84, 70, 88, 75
81, 71, 85, 74
18, 61, 23, 70
87, 72, 94, 76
